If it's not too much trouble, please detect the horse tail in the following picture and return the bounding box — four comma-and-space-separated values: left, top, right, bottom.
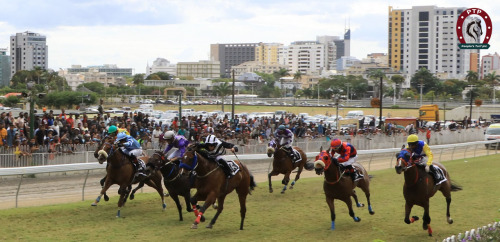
304, 161, 315, 171
450, 180, 462, 191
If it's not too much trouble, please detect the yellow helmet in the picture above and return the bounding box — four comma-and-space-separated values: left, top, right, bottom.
407, 134, 419, 143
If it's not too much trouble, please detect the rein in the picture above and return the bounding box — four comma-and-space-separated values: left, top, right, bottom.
398, 158, 420, 186
181, 152, 219, 179
324, 168, 345, 185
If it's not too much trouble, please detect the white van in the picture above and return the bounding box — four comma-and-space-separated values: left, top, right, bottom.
139, 104, 154, 110
345, 110, 364, 120
485, 123, 500, 149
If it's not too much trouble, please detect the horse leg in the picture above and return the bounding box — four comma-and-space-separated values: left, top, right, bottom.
191, 192, 216, 229
183, 192, 193, 212
351, 189, 364, 207
268, 170, 279, 193
439, 185, 454, 224
92, 178, 113, 206
344, 196, 361, 222
290, 166, 303, 189
236, 186, 248, 230
123, 185, 132, 206
404, 201, 417, 224
281, 172, 291, 194
130, 182, 144, 200
422, 203, 432, 236
206, 196, 226, 229
326, 196, 336, 230
189, 193, 205, 224
171, 194, 184, 221
99, 175, 109, 201
358, 183, 375, 215
116, 185, 129, 218
145, 177, 167, 211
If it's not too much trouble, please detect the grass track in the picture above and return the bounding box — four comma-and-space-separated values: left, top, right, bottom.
1, 154, 499, 241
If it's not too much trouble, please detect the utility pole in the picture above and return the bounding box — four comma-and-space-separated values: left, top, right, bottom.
378, 76, 383, 129
345, 83, 351, 103
418, 80, 424, 107
468, 85, 475, 124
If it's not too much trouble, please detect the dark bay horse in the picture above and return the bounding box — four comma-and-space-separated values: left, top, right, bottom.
181, 143, 256, 230
267, 144, 314, 194
92, 137, 166, 217
314, 148, 375, 230
395, 147, 462, 236
147, 151, 193, 221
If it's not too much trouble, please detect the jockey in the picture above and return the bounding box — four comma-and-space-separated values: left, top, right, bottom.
406, 134, 446, 185
273, 124, 297, 160
198, 134, 238, 178
163, 130, 189, 163
330, 139, 363, 181
107, 125, 118, 137
115, 132, 147, 179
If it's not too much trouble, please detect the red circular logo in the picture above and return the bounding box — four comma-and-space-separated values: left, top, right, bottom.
456, 8, 492, 44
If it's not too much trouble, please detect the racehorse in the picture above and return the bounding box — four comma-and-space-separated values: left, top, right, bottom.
147, 151, 193, 221
395, 147, 462, 236
267, 143, 314, 194
92, 136, 166, 217
180, 143, 256, 230
314, 148, 375, 230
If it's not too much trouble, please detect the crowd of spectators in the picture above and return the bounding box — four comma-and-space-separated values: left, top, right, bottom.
0, 108, 490, 158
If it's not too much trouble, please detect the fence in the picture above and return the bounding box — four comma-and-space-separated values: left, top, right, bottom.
442, 222, 500, 242
0, 140, 499, 208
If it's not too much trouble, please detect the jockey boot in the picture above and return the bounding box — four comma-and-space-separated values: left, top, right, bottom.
430, 165, 446, 186
219, 161, 232, 178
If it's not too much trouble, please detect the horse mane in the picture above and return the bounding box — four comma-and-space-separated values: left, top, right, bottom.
466, 18, 483, 42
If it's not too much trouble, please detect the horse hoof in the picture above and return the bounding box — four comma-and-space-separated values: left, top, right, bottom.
423, 224, 428, 230
162, 203, 167, 210
280, 190, 286, 194
448, 218, 453, 224
356, 203, 364, 207
164, 193, 170, 197
369, 211, 375, 215
206, 224, 213, 229
191, 224, 198, 229
212, 204, 218, 209
200, 216, 206, 223
104, 195, 109, 201
353, 217, 361, 222
130, 194, 135, 200
91, 203, 97, 206
269, 189, 273, 193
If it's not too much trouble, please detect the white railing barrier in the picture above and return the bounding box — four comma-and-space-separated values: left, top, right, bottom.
442, 222, 500, 242
0, 140, 499, 208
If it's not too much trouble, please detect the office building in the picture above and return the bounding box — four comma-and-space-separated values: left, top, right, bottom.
146, 58, 177, 77
210, 43, 259, 77
0, 48, 10, 86
67, 64, 133, 77
9, 31, 48, 78
176, 60, 220, 78
480, 52, 500, 79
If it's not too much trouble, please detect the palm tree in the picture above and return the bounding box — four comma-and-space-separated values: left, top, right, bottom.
483, 71, 500, 103
213, 81, 232, 112
368, 69, 386, 98
465, 71, 479, 85
390, 74, 405, 100
274, 68, 290, 97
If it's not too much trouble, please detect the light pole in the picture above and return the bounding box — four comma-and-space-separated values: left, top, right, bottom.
378, 76, 383, 129
418, 80, 424, 107
231, 69, 235, 123
468, 85, 475, 124
317, 82, 320, 106
345, 83, 351, 103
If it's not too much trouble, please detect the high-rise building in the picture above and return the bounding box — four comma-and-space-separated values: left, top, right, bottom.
176, 60, 220, 78
146, 58, 177, 77
255, 43, 283, 65
480, 52, 500, 79
286, 41, 326, 75
210, 43, 259, 77
317, 31, 351, 71
0, 48, 10, 87
10, 31, 48, 78
388, 6, 479, 79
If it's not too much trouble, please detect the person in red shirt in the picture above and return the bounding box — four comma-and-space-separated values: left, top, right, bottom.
66, 114, 74, 129
426, 128, 431, 144
330, 139, 363, 181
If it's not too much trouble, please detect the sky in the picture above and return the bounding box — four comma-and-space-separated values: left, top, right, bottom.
1, 0, 500, 74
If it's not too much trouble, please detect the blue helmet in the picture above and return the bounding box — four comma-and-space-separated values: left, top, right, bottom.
116, 132, 127, 141
278, 125, 286, 130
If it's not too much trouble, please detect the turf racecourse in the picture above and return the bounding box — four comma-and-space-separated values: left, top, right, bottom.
1, 155, 499, 241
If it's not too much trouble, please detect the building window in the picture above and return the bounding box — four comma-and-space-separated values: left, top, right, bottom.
419, 11, 429, 21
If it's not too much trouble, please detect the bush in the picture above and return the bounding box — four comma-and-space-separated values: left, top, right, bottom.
391, 105, 400, 109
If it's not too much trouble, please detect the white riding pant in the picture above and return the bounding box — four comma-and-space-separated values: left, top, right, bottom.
339, 156, 357, 166
280, 137, 293, 148
167, 149, 182, 160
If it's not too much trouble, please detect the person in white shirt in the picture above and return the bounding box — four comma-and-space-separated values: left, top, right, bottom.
152, 125, 162, 149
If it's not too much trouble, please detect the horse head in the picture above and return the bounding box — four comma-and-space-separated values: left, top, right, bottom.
148, 151, 167, 170
179, 143, 199, 173
267, 139, 277, 157
395, 145, 412, 174
314, 147, 332, 175
97, 136, 115, 164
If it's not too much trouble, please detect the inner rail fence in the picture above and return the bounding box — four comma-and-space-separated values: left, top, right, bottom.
0, 140, 499, 208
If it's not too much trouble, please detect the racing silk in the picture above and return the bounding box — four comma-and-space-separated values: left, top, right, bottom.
118, 128, 130, 135
117, 135, 141, 150
274, 129, 294, 147
198, 138, 235, 159
163, 135, 190, 156
408, 140, 433, 166
331, 142, 357, 163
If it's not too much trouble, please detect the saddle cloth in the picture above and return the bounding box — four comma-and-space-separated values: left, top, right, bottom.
292, 149, 302, 163
227, 160, 241, 176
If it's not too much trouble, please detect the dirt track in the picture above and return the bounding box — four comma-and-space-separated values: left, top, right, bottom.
0, 146, 496, 209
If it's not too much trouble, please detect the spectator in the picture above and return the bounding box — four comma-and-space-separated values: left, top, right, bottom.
426, 128, 431, 144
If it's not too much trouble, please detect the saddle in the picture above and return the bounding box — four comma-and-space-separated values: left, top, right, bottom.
226, 160, 241, 176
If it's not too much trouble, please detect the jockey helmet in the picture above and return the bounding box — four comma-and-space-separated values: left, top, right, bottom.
278, 125, 286, 130
205, 135, 218, 145
330, 139, 342, 149
108, 125, 118, 134
116, 132, 127, 141
407, 134, 419, 144
164, 131, 175, 140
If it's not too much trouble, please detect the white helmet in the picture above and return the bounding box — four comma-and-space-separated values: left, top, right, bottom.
164, 131, 175, 140
205, 135, 218, 145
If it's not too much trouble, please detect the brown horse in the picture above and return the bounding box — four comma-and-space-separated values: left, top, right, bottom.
267, 144, 314, 194
92, 137, 166, 217
395, 147, 462, 236
147, 151, 193, 221
181, 143, 255, 230
314, 148, 375, 230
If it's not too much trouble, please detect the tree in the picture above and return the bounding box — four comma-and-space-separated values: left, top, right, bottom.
78, 82, 105, 94
293, 71, 302, 81
465, 71, 479, 85
2, 95, 20, 107
132, 74, 145, 85
410, 68, 442, 94
483, 71, 500, 102
213, 81, 232, 112
390, 75, 405, 99
368, 69, 387, 98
